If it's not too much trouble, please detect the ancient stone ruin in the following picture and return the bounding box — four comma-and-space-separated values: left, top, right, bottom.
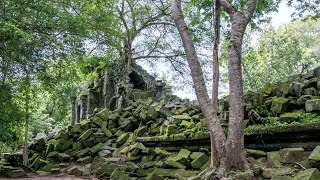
70, 63, 173, 125
2, 65, 320, 179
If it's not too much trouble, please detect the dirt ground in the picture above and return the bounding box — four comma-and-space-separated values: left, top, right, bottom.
0, 173, 98, 180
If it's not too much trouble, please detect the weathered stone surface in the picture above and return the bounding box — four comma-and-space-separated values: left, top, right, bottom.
30, 157, 49, 170
177, 149, 191, 159
247, 149, 267, 158
293, 168, 320, 180
270, 97, 289, 115
306, 99, 320, 112
172, 115, 192, 121
57, 153, 71, 162
308, 145, 320, 168
77, 129, 94, 142
180, 120, 196, 129
271, 176, 292, 180
267, 151, 282, 168
77, 156, 93, 164
146, 172, 165, 180
190, 153, 209, 169
166, 124, 178, 135
279, 112, 302, 123
165, 159, 186, 169
280, 148, 304, 163
134, 126, 147, 136
304, 87, 318, 96
262, 167, 293, 178
289, 82, 304, 97
67, 166, 83, 176
7, 168, 27, 178
116, 132, 129, 146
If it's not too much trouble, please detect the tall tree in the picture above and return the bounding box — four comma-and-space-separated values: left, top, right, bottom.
172, 0, 261, 178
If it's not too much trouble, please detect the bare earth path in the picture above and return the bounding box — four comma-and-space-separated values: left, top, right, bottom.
0, 173, 98, 180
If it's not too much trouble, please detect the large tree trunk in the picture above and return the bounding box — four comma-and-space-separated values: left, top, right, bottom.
218, 0, 257, 171
210, 0, 221, 171
225, 12, 249, 171
172, 0, 227, 177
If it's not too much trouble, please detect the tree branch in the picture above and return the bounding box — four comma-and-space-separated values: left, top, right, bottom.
244, 0, 257, 24
218, 0, 236, 14
132, 54, 185, 61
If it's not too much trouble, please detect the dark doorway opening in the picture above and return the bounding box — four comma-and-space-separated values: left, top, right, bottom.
129, 71, 147, 90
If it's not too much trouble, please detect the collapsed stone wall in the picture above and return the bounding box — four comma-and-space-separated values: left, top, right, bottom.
218, 66, 320, 126
70, 63, 173, 125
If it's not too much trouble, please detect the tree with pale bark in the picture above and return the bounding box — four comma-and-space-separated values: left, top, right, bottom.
172, 0, 272, 178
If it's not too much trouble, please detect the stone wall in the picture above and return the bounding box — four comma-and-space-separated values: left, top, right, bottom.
70, 63, 172, 125
218, 66, 320, 126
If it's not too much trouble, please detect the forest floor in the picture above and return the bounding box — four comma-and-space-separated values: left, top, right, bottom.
0, 173, 98, 180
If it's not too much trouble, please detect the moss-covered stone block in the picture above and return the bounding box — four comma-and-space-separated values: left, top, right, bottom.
246, 149, 267, 159
190, 153, 209, 169
180, 120, 196, 129
267, 151, 282, 168
77, 129, 94, 142
293, 168, 320, 180
77, 156, 93, 164
67, 166, 83, 176
166, 124, 178, 136
271, 97, 289, 116
262, 167, 293, 178
177, 149, 191, 159
116, 132, 129, 146
134, 126, 147, 136
57, 153, 71, 162
306, 99, 320, 112
279, 112, 302, 123
280, 148, 304, 163
289, 82, 304, 97
308, 145, 320, 168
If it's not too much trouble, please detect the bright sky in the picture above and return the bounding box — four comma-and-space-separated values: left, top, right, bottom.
270, 2, 294, 27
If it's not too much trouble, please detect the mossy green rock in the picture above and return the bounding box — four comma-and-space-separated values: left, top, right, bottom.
67, 166, 83, 176
146, 172, 165, 180
166, 124, 178, 136
101, 126, 113, 138
191, 153, 209, 169
271, 176, 292, 180
262, 167, 293, 178
30, 157, 49, 170
293, 168, 320, 180
246, 149, 267, 158
172, 115, 192, 121
165, 159, 186, 169
308, 145, 320, 168
77, 129, 94, 142
180, 120, 196, 129
134, 126, 148, 136
57, 153, 71, 162
177, 149, 191, 159
190, 152, 203, 160
280, 148, 304, 163
279, 112, 302, 123
270, 97, 289, 115
77, 156, 93, 164
267, 151, 282, 168
96, 162, 118, 176
116, 132, 129, 146
306, 99, 320, 112
289, 82, 304, 97
55, 138, 73, 152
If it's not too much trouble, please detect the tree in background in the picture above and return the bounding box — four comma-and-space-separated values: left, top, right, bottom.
243, 18, 320, 92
